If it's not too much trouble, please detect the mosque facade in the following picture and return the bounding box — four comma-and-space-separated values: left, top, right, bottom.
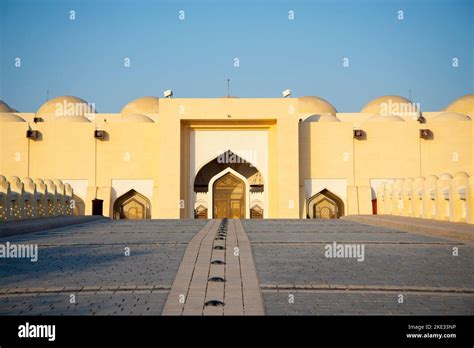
0, 94, 472, 223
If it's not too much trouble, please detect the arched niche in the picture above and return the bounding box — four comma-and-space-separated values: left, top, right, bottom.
194, 204, 208, 219
307, 189, 344, 219
113, 189, 151, 220
250, 204, 264, 219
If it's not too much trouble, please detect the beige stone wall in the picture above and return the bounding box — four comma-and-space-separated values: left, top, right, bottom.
0, 95, 472, 222
298, 109, 472, 222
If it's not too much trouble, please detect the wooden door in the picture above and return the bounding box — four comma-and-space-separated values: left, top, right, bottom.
213, 173, 245, 219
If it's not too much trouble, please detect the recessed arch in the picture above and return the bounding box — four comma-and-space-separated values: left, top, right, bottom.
194, 150, 264, 193
113, 189, 151, 220
307, 189, 344, 219
250, 203, 264, 219
192, 150, 263, 219
194, 204, 208, 219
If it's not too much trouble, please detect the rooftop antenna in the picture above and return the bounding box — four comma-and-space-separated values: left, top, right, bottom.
46, 89, 49, 101
227, 78, 230, 98
409, 89, 412, 102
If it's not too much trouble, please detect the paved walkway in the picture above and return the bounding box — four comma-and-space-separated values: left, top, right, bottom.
244, 219, 474, 315
162, 219, 264, 315
0, 218, 472, 315
0, 219, 206, 315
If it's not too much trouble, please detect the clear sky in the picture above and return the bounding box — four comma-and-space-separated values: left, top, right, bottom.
0, 0, 473, 113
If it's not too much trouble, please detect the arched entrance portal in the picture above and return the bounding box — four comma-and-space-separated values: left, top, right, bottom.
194, 150, 264, 219
113, 189, 151, 220
307, 189, 344, 219
213, 173, 245, 219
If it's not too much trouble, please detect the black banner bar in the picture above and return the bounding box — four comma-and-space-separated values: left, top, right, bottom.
0, 316, 472, 346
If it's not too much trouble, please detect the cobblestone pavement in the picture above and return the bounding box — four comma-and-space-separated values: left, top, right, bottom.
0, 219, 206, 315
1, 218, 473, 315
242, 219, 474, 315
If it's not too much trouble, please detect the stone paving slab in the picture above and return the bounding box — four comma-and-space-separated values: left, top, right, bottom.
1, 218, 473, 316
163, 220, 217, 315
0, 219, 206, 245
244, 219, 396, 233
263, 291, 474, 315
0, 292, 168, 316
0, 219, 206, 315
243, 219, 474, 315
234, 220, 265, 315
0, 216, 108, 238
343, 215, 474, 244
252, 244, 474, 288
248, 232, 454, 243
0, 244, 186, 289
244, 219, 461, 243
163, 219, 264, 316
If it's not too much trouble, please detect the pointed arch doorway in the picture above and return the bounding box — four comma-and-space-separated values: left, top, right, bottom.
113, 189, 151, 220
213, 172, 246, 219
307, 189, 344, 219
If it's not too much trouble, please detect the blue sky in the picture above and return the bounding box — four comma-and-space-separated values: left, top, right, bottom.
0, 0, 472, 112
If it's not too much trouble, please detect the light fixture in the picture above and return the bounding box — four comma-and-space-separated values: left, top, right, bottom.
94, 130, 107, 140
353, 129, 365, 139
26, 130, 40, 140
419, 129, 432, 139
163, 90, 173, 98
282, 89, 291, 98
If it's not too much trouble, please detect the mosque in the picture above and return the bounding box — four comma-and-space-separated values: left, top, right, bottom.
0, 94, 472, 223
